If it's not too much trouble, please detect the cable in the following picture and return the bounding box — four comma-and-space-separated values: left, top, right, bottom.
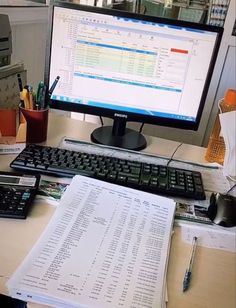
226, 183, 236, 195
139, 122, 144, 133
166, 142, 183, 166
218, 98, 224, 114
227, 175, 236, 182
99, 116, 104, 126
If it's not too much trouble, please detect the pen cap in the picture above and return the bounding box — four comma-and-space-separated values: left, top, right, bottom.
19, 104, 49, 143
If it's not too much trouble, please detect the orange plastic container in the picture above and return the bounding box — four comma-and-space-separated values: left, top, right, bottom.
205, 89, 236, 164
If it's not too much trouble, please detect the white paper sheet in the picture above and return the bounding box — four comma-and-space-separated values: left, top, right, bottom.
8, 175, 176, 308
181, 223, 236, 252
219, 111, 236, 177
0, 143, 25, 155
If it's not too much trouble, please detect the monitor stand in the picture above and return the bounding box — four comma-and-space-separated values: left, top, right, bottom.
91, 115, 147, 151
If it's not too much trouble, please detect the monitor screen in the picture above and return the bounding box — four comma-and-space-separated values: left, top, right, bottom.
45, 1, 223, 150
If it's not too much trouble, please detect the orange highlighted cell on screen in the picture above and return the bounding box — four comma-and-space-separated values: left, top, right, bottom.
170, 48, 188, 54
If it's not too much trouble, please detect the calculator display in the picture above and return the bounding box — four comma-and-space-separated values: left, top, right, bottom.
0, 175, 20, 184
0, 175, 36, 187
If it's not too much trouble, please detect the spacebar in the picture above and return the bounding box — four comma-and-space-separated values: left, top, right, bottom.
47, 166, 95, 177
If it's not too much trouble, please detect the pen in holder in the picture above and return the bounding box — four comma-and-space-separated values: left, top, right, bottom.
19, 102, 49, 143
16, 75, 60, 143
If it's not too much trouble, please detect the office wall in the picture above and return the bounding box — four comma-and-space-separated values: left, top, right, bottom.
0, 6, 48, 88
11, 22, 48, 88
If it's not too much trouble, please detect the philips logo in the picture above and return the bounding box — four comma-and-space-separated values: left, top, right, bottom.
114, 113, 127, 119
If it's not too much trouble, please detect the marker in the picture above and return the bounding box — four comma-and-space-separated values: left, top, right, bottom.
17, 73, 25, 104
36, 81, 46, 110
21, 89, 30, 109
28, 85, 34, 110
17, 73, 23, 92
39, 85, 47, 110
48, 76, 60, 98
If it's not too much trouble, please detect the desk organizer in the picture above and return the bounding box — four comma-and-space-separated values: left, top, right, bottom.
19, 104, 49, 143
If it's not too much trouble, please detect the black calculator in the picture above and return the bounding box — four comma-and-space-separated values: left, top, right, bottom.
0, 171, 40, 219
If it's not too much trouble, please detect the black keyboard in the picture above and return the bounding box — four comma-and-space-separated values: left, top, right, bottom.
10, 144, 206, 200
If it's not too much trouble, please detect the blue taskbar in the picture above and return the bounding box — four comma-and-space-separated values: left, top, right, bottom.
51, 94, 195, 122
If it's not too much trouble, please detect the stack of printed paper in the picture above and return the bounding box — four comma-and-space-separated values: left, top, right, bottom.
7, 175, 176, 308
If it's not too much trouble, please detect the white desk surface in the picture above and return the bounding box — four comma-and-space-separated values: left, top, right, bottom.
0, 113, 235, 308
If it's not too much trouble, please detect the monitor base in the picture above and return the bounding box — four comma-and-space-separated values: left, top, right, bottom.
91, 126, 147, 151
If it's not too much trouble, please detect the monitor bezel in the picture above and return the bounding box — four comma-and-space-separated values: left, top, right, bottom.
45, 1, 223, 131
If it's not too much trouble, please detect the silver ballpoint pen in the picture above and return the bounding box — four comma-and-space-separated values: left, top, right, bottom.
183, 236, 198, 292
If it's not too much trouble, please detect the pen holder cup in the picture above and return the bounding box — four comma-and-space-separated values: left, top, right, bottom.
19, 104, 49, 143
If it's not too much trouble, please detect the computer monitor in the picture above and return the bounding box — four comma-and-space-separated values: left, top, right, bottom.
45, 1, 223, 151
